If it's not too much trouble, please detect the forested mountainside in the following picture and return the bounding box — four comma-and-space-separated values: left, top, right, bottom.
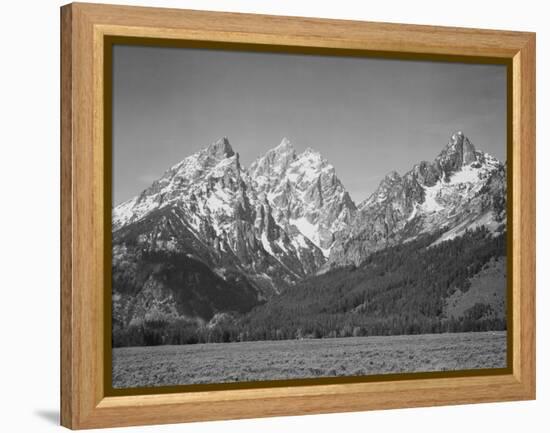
113, 227, 506, 346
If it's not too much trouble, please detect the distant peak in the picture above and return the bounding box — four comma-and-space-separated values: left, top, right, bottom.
263, 137, 296, 159
436, 131, 478, 173
452, 130, 464, 140
375, 170, 401, 189
249, 137, 296, 174
207, 136, 235, 159
446, 131, 474, 151
274, 137, 294, 152
445, 131, 476, 159
385, 170, 401, 181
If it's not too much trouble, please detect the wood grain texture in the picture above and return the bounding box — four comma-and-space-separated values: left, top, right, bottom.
75, 2, 532, 57
513, 34, 536, 396
60, 2, 536, 429
60, 4, 73, 429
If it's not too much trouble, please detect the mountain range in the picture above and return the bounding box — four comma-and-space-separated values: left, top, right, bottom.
111, 132, 506, 338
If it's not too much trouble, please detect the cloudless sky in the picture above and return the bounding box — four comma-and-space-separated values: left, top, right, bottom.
112, 45, 506, 205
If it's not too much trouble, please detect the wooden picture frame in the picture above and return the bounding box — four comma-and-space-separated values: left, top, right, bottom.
60, 2, 536, 429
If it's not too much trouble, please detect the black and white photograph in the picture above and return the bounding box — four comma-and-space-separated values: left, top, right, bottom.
110, 45, 508, 389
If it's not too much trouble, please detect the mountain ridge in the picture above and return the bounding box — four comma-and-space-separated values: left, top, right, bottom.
112, 132, 506, 331
326, 131, 506, 268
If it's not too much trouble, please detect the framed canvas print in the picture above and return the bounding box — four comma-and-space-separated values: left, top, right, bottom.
60, 2, 536, 429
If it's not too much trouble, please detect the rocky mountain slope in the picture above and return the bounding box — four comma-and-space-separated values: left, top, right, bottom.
114, 226, 508, 346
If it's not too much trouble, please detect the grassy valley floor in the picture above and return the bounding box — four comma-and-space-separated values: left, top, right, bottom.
112, 330, 506, 388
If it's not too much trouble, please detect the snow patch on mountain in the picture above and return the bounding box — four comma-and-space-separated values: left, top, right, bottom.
288, 217, 331, 257
290, 217, 318, 246
112, 197, 138, 229
422, 183, 445, 213
261, 232, 275, 256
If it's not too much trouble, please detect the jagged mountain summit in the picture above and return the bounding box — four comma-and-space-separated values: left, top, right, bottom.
113, 137, 238, 231
326, 131, 506, 268
112, 136, 354, 329
249, 137, 356, 256
114, 137, 326, 291
112, 136, 356, 275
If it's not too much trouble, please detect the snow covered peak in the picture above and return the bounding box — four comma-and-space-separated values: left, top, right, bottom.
113, 136, 244, 230
329, 132, 506, 268
276, 137, 294, 151
438, 131, 478, 172
249, 138, 297, 180
206, 136, 235, 159
268, 137, 297, 161
249, 139, 356, 254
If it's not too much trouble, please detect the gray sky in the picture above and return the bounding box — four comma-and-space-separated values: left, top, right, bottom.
112, 45, 506, 205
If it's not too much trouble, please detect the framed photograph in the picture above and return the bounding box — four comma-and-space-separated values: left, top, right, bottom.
60, 3, 536, 429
